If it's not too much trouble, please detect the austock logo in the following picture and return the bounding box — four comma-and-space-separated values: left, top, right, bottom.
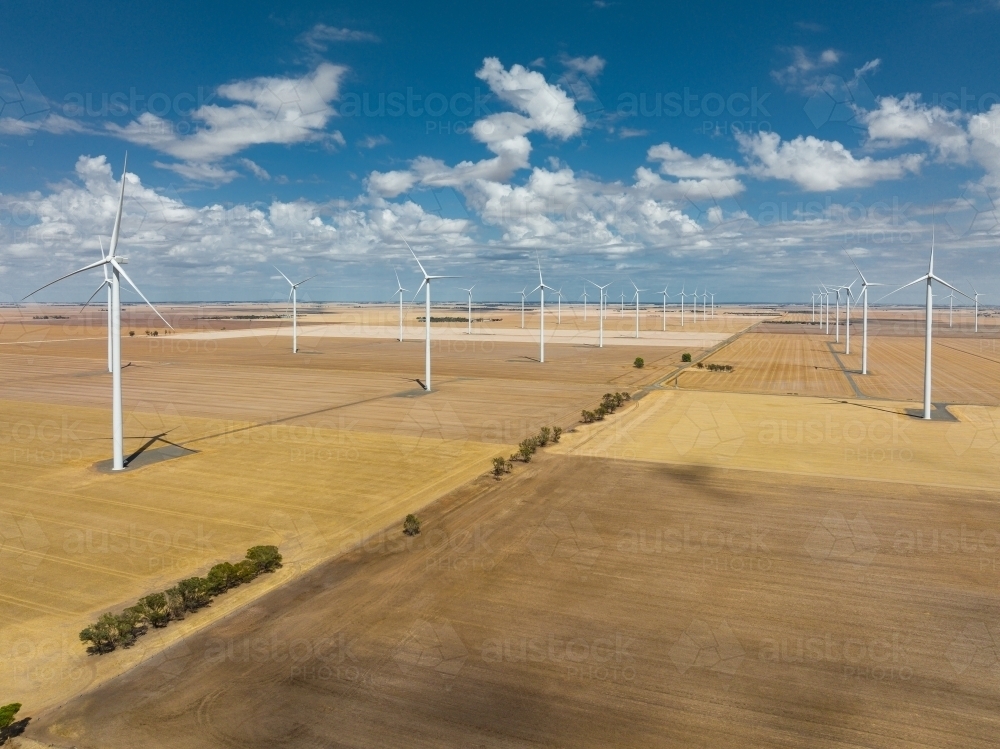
804, 510, 879, 567
393, 618, 468, 688
392, 400, 469, 459
526, 510, 603, 574
669, 619, 746, 679
0, 512, 49, 579
946, 622, 1000, 679
668, 401, 745, 459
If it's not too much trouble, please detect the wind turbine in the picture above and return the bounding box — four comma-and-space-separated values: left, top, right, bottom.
970, 282, 983, 333
944, 292, 956, 328
273, 266, 316, 354
519, 288, 527, 329
710, 292, 715, 317
679, 286, 687, 326
842, 280, 856, 355
821, 285, 831, 333
80, 236, 113, 372
460, 284, 476, 334
619, 289, 626, 317
532, 255, 555, 362
555, 287, 563, 324
393, 269, 408, 342
659, 286, 670, 331
23, 154, 172, 471
702, 290, 708, 321
879, 225, 971, 419
588, 280, 611, 347
811, 292, 816, 323
629, 278, 646, 338
845, 252, 883, 375
581, 286, 589, 321
401, 234, 458, 392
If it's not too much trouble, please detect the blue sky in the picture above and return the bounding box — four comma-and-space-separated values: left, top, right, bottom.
2, 0, 1000, 303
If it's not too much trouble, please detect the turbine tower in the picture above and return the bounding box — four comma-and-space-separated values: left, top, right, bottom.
23, 154, 172, 471
273, 266, 316, 354
710, 292, 715, 317
845, 252, 883, 375
629, 278, 646, 339
532, 255, 555, 363
842, 280, 856, 355
588, 280, 611, 347
519, 288, 527, 329
970, 282, 982, 333
401, 234, 458, 392
460, 284, 476, 334
679, 286, 687, 327
581, 286, 589, 321
659, 286, 670, 331
393, 269, 408, 342
555, 287, 563, 324
880, 226, 970, 419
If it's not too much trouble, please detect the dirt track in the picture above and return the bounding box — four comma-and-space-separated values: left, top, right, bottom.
30, 453, 1000, 748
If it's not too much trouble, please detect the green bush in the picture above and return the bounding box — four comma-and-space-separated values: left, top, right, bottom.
552, 426, 562, 443
0, 703, 21, 730
175, 577, 212, 611
234, 559, 259, 584
538, 427, 551, 446
206, 562, 241, 595
79, 613, 123, 653
137, 592, 170, 628
403, 514, 421, 536
634, 357, 644, 368
681, 352, 692, 362
246, 545, 283, 574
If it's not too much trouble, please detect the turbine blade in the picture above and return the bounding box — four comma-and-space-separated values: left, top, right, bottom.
110, 258, 173, 329
930, 274, 974, 301
295, 274, 318, 286
109, 153, 128, 257
272, 265, 294, 286
22, 258, 110, 300
875, 274, 928, 303
397, 231, 428, 278
80, 282, 106, 312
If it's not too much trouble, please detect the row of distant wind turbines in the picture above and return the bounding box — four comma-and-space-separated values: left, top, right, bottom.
21, 157, 986, 471
814, 238, 985, 420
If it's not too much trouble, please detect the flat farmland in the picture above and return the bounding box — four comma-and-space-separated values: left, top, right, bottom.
29, 450, 1000, 748
1, 305, 717, 716
678, 332, 856, 398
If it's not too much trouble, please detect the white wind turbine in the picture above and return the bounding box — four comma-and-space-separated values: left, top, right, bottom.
811, 291, 817, 323
588, 280, 611, 347
555, 287, 563, 324
702, 290, 708, 321
532, 255, 556, 362
402, 235, 458, 392
879, 225, 971, 419
273, 266, 316, 354
970, 282, 983, 333
846, 252, 883, 375
581, 286, 589, 321
460, 284, 476, 334
710, 292, 715, 317
393, 270, 408, 342
519, 287, 527, 329
841, 280, 856, 354
944, 292, 956, 328
820, 285, 831, 333
659, 285, 670, 331
679, 285, 687, 326
619, 289, 626, 317
629, 278, 646, 338
23, 154, 172, 471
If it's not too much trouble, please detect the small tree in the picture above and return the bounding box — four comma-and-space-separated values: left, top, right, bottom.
403, 514, 421, 536
207, 562, 240, 595
552, 426, 562, 443
581, 410, 594, 424
634, 357, 644, 368
234, 559, 259, 583
176, 577, 211, 611
0, 703, 21, 730
137, 593, 170, 628
115, 608, 144, 647
594, 406, 607, 421
538, 427, 551, 446
681, 352, 692, 362
492, 456, 507, 479
164, 587, 186, 620
246, 545, 283, 573
129, 330, 135, 337
80, 613, 123, 653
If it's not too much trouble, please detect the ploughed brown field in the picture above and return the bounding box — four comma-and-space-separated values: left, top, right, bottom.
30, 453, 1000, 748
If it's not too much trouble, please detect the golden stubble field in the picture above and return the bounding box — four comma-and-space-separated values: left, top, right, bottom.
1, 304, 735, 716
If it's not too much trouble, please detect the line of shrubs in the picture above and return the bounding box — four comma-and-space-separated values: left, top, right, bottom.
581, 391, 632, 424
492, 425, 563, 477
696, 362, 734, 372
79, 545, 282, 655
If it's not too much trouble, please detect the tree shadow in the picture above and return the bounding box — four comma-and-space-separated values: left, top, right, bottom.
0, 717, 30, 745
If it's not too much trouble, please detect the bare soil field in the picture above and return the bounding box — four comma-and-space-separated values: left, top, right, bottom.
28, 451, 1000, 749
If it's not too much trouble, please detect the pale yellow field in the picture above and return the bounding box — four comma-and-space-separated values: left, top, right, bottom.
552, 389, 1000, 490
